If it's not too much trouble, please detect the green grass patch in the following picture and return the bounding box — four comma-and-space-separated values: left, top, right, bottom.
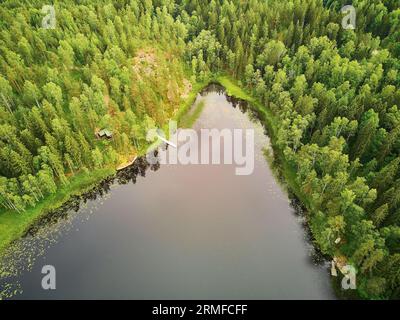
215, 75, 277, 133
179, 100, 206, 128
215, 75, 254, 102
174, 80, 209, 125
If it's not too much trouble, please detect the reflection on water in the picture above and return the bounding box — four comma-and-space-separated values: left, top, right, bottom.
0, 85, 334, 300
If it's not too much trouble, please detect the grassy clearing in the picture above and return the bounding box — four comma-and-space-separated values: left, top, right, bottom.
174, 80, 209, 125
215, 75, 277, 132
215, 75, 254, 102
179, 100, 205, 128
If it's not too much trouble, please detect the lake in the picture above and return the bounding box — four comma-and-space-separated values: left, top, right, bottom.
0, 84, 334, 299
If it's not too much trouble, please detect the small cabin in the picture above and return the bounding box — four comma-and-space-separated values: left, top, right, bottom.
96, 129, 113, 140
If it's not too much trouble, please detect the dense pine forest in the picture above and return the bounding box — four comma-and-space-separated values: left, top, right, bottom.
0, 0, 399, 299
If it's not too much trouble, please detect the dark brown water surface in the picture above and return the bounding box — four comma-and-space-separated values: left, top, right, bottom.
0, 85, 334, 299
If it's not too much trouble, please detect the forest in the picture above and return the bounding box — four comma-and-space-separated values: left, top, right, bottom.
0, 0, 399, 299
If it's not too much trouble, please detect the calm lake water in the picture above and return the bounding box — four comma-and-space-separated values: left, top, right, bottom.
0, 85, 334, 299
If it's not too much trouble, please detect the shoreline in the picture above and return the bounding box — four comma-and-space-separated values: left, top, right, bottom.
0, 167, 116, 256
1, 75, 343, 299
1, 75, 344, 299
